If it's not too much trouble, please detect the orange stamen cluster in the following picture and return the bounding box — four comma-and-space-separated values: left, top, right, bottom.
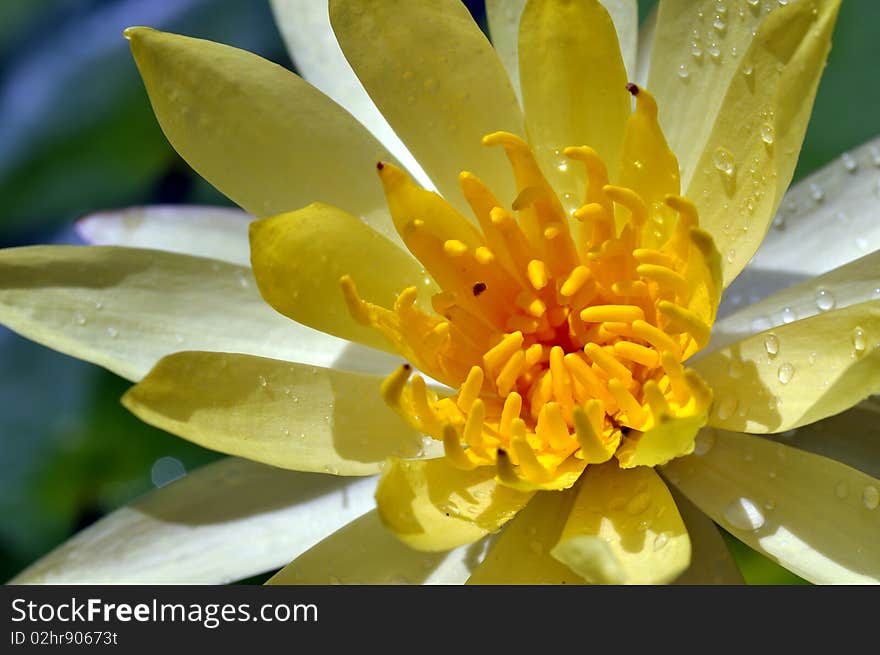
342, 92, 720, 491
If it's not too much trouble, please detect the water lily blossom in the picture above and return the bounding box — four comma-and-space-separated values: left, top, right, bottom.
3, 0, 879, 585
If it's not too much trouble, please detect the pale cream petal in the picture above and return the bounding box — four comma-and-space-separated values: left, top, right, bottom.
603, 0, 639, 81
329, 0, 523, 214
76, 205, 251, 266
664, 431, 880, 584
710, 251, 880, 352
669, 488, 744, 584
0, 246, 397, 382
551, 463, 691, 584
268, 0, 430, 187
695, 300, 880, 433
649, 0, 841, 286
10, 458, 377, 584
634, 4, 657, 88
519, 0, 629, 203
126, 27, 401, 243
466, 490, 586, 584
268, 511, 477, 585
730, 135, 880, 299
123, 351, 435, 476
485, 0, 527, 101
773, 401, 880, 479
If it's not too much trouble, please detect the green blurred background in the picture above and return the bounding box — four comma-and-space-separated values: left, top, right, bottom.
0, 0, 877, 584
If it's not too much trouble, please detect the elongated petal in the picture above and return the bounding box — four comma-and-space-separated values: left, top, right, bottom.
519, 0, 629, 204
711, 251, 880, 351
268, 0, 428, 187
250, 202, 435, 354
11, 458, 376, 584
329, 0, 523, 215
550, 463, 690, 584
729, 136, 880, 300
485, 0, 527, 101
696, 301, 880, 433
634, 4, 657, 87
467, 490, 585, 584
664, 431, 880, 584
268, 510, 475, 584
76, 205, 251, 266
670, 488, 744, 584
126, 27, 400, 243
375, 458, 533, 551
123, 351, 433, 476
649, 0, 841, 286
772, 401, 880, 479
0, 246, 395, 382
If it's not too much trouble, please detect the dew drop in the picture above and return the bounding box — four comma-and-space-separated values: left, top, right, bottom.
760, 123, 775, 144
677, 63, 690, 79
713, 147, 736, 176
73, 311, 86, 326
764, 333, 780, 356
852, 326, 866, 353
777, 362, 795, 384
258, 374, 268, 387
106, 326, 118, 338
815, 287, 835, 311
626, 492, 652, 516
708, 42, 722, 59
746, 0, 760, 6
781, 306, 797, 324
712, 17, 727, 32
724, 497, 765, 531
809, 182, 825, 203
742, 63, 754, 78
693, 429, 717, 456
690, 42, 703, 59
863, 486, 879, 510
716, 394, 738, 421
653, 533, 669, 551
841, 152, 858, 173
808, 351, 817, 366
94, 300, 103, 311
834, 481, 848, 499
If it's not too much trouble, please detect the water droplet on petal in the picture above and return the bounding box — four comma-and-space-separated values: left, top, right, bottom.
694, 429, 717, 455
809, 182, 825, 203
852, 326, 866, 353
863, 486, 879, 510
713, 147, 736, 176
73, 311, 86, 326
815, 287, 835, 311
764, 333, 780, 356
258, 375, 268, 387
781, 306, 797, 323
724, 497, 765, 531
653, 533, 669, 551
760, 123, 775, 144
841, 152, 858, 173
677, 63, 690, 79
777, 362, 794, 384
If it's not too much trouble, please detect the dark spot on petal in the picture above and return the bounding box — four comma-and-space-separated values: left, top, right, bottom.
626, 82, 640, 96
621, 426, 632, 435
376, 161, 385, 170
402, 363, 411, 371
472, 282, 487, 296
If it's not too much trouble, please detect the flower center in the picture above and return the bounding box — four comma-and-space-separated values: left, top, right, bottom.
342, 87, 722, 491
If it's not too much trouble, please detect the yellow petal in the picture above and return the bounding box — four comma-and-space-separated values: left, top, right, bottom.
125, 27, 400, 243
466, 490, 586, 584
329, 0, 523, 215
485, 0, 527, 101
11, 458, 376, 584
550, 463, 691, 584
711, 251, 880, 352
664, 430, 880, 584
518, 0, 629, 206
375, 457, 533, 551
0, 246, 387, 381
669, 488, 744, 584
268, 510, 475, 585
670, 0, 841, 286
122, 351, 432, 476
268, 0, 428, 187
695, 300, 880, 433
250, 202, 436, 354
76, 205, 251, 266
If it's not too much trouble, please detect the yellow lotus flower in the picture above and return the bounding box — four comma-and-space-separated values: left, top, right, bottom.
3, 0, 879, 584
